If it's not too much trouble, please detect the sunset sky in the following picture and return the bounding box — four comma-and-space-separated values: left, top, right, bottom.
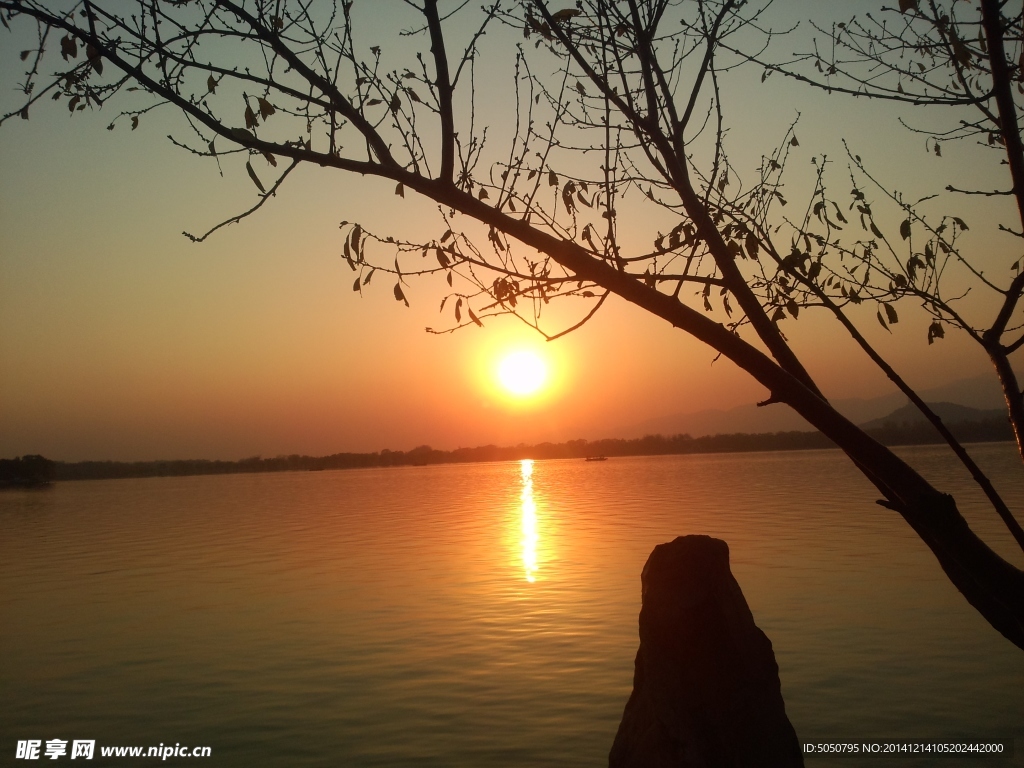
0, 1, 1016, 461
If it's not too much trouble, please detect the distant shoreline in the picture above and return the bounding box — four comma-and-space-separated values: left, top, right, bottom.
16, 416, 1012, 483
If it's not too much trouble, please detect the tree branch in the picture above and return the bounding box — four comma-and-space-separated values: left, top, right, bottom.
183, 158, 300, 243
423, 0, 454, 182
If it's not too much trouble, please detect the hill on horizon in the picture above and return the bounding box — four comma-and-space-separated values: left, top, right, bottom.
616, 374, 1007, 439
860, 402, 1006, 431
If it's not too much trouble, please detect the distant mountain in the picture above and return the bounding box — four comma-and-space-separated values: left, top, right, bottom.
618, 395, 899, 439
860, 401, 1006, 431
859, 402, 1012, 445
618, 374, 1008, 439
918, 375, 1007, 410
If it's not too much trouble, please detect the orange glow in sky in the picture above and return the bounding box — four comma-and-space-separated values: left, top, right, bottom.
0, 2, 1005, 462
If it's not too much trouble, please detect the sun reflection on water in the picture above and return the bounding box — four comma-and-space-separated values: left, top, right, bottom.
520, 459, 538, 583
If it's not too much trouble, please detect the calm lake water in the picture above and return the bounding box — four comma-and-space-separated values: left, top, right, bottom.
3, 444, 1023, 766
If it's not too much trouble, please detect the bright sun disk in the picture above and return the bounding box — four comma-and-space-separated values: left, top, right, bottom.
498, 351, 548, 396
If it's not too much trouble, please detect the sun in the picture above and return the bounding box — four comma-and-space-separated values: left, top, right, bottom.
497, 350, 548, 397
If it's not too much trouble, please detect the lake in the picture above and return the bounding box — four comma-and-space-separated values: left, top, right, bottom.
2, 444, 1023, 765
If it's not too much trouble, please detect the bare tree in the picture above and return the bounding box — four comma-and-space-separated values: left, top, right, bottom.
746, 6, 1024, 495
714, 0, 1024, 578
2, 0, 1023, 648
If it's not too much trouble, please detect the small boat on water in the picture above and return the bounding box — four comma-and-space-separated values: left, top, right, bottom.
585, 456, 608, 462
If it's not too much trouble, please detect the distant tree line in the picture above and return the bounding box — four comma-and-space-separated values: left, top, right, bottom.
9, 415, 1008, 483
0, 454, 55, 487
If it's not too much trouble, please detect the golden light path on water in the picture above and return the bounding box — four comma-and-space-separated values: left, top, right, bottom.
520, 459, 538, 583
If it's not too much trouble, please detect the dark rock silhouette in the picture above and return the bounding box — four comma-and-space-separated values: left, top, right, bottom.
610, 535, 802, 768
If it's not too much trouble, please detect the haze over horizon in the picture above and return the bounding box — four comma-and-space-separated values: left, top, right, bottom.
1, 2, 1018, 463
